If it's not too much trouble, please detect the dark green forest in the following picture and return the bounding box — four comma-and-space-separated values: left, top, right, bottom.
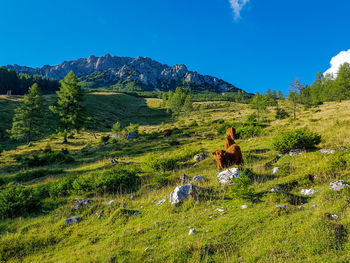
0, 67, 59, 95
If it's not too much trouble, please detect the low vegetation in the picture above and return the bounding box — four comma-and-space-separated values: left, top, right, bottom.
2, 80, 350, 262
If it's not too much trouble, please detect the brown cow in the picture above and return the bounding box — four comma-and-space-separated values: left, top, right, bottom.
224, 127, 236, 150
212, 143, 243, 169
163, 129, 174, 137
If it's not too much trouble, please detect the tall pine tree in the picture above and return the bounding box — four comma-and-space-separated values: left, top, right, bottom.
9, 83, 45, 143
49, 71, 85, 143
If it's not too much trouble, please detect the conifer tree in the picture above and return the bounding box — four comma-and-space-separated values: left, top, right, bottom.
9, 83, 45, 143
49, 71, 85, 143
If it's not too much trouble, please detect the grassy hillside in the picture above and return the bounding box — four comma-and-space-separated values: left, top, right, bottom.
1, 93, 350, 262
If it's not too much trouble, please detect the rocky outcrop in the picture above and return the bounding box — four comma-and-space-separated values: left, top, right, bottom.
6, 54, 240, 92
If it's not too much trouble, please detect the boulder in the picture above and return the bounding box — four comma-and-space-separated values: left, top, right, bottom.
329, 180, 350, 191
192, 175, 205, 182
65, 216, 81, 225
217, 168, 241, 185
301, 188, 316, 196
194, 155, 206, 162
272, 167, 280, 175
320, 149, 335, 154
73, 198, 92, 210
127, 132, 139, 139
170, 184, 198, 205
289, 149, 305, 156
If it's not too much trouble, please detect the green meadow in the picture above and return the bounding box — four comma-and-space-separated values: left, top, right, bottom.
1, 92, 350, 262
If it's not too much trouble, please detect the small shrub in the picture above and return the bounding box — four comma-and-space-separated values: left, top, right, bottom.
229, 175, 256, 202
0, 186, 42, 218
246, 113, 258, 123
14, 168, 63, 182
100, 135, 110, 143
236, 125, 263, 139
18, 150, 74, 167
272, 129, 321, 153
275, 108, 289, 119
125, 123, 139, 133
49, 169, 139, 197
143, 147, 198, 172
152, 172, 171, 188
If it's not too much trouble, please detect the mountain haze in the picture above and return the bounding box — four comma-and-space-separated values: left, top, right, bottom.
6, 54, 241, 92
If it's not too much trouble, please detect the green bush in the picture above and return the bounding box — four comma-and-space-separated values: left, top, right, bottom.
272, 129, 321, 153
14, 168, 63, 182
49, 169, 139, 197
152, 172, 171, 188
143, 147, 198, 172
237, 125, 263, 139
275, 108, 289, 119
15, 149, 74, 167
0, 186, 42, 218
229, 175, 256, 201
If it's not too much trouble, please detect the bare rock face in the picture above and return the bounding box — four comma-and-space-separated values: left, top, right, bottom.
6, 54, 240, 92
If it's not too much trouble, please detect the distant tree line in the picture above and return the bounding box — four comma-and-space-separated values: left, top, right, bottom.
0, 67, 59, 95
294, 63, 350, 107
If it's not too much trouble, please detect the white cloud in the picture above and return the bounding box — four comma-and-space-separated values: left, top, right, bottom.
229, 0, 250, 20
324, 49, 350, 76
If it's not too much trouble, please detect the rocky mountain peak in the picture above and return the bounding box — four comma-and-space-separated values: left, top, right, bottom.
5, 55, 241, 93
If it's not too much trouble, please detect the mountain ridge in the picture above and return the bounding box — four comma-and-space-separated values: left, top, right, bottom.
5, 54, 241, 92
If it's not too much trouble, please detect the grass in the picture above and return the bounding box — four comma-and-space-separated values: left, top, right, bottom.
1, 94, 350, 262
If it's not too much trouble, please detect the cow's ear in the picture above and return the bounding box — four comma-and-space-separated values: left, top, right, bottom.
212, 151, 216, 156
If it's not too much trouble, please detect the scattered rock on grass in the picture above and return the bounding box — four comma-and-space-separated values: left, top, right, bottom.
194, 155, 206, 162
217, 168, 241, 185
65, 216, 81, 225
156, 198, 166, 206
192, 175, 205, 182
289, 149, 305, 156
301, 188, 316, 196
215, 208, 224, 212
170, 184, 198, 205
127, 132, 139, 139
106, 200, 115, 205
330, 214, 339, 220
276, 205, 287, 209
134, 211, 141, 216
240, 204, 247, 209
340, 147, 347, 151
73, 198, 92, 209
329, 180, 350, 191
188, 228, 196, 235
272, 167, 280, 175
320, 149, 335, 154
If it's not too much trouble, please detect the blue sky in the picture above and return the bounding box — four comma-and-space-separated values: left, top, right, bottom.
1, 0, 349, 94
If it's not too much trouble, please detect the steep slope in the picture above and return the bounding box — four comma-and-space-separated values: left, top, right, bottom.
6, 54, 240, 92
